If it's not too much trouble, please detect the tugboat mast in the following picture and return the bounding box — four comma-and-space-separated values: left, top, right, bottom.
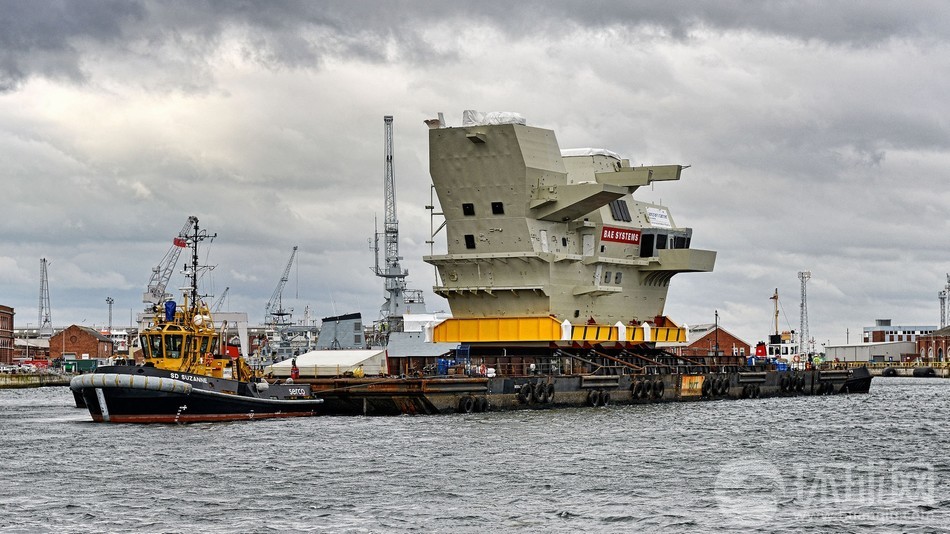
184, 217, 216, 312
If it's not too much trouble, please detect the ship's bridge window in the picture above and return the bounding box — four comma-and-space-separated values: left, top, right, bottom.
165, 334, 184, 359
603, 270, 612, 284
142, 335, 161, 359
614, 272, 622, 284
195, 336, 212, 355
464, 234, 476, 249
491, 202, 504, 215
462, 203, 475, 216
639, 234, 655, 257
656, 233, 668, 250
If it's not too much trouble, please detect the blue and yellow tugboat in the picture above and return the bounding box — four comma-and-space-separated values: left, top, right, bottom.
70, 218, 322, 423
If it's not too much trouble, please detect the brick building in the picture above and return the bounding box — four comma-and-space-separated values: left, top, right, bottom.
675, 324, 751, 358
50, 325, 114, 361
0, 305, 13, 365
916, 326, 950, 362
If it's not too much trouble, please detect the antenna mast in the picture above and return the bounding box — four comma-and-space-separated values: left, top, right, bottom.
106, 297, 114, 332
941, 273, 950, 329
798, 271, 811, 356
38, 258, 53, 339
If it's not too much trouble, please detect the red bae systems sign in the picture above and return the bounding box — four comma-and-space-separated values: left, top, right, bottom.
601, 226, 641, 244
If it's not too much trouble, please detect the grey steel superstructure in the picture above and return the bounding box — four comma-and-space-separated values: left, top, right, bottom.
424, 115, 716, 324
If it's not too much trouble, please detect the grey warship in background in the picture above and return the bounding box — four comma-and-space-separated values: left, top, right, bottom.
273, 111, 870, 414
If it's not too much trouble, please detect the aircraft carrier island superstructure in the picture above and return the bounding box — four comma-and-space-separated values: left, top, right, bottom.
273, 112, 870, 415
425, 114, 715, 326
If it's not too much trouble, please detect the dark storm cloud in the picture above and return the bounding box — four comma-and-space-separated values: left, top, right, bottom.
4, 0, 949, 92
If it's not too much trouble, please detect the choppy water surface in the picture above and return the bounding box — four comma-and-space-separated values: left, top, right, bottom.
1, 378, 949, 533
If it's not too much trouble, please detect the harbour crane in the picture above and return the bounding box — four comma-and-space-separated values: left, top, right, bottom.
38, 258, 53, 339
372, 115, 425, 336
142, 216, 199, 309
265, 246, 297, 325
213, 287, 230, 312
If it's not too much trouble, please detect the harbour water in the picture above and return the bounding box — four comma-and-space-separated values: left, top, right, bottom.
1, 378, 948, 533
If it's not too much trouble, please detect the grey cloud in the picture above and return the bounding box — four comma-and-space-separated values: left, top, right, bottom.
4, 0, 950, 92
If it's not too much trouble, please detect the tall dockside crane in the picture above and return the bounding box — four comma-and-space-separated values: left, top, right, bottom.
142, 216, 199, 309
265, 246, 298, 326
798, 271, 811, 356
372, 115, 425, 335
38, 258, 53, 339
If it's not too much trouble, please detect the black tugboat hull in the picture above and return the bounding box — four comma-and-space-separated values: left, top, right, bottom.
70, 366, 322, 424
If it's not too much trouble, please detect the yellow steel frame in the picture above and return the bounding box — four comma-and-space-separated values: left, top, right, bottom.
431, 316, 687, 344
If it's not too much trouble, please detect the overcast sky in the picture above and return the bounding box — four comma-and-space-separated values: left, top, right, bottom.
2, 1, 948, 347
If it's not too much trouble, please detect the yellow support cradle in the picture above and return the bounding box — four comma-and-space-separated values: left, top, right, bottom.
431, 316, 687, 344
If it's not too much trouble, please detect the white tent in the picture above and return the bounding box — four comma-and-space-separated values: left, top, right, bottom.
264, 349, 386, 378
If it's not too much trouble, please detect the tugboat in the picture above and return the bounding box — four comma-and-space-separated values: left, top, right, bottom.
275, 111, 871, 414
70, 218, 323, 423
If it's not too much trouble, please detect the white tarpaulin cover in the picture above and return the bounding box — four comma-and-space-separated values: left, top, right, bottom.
462, 110, 526, 126
561, 148, 623, 160
264, 349, 386, 377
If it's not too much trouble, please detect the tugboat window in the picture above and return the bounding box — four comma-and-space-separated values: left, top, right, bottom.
462, 203, 475, 216
491, 202, 504, 214
464, 234, 476, 249
656, 233, 668, 250
165, 334, 183, 359
146, 335, 162, 359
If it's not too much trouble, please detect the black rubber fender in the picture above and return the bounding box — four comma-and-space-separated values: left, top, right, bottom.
459, 395, 475, 413
601, 390, 610, 406
546, 383, 555, 403
534, 382, 547, 403
587, 389, 601, 407
518, 384, 532, 403
653, 379, 665, 399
